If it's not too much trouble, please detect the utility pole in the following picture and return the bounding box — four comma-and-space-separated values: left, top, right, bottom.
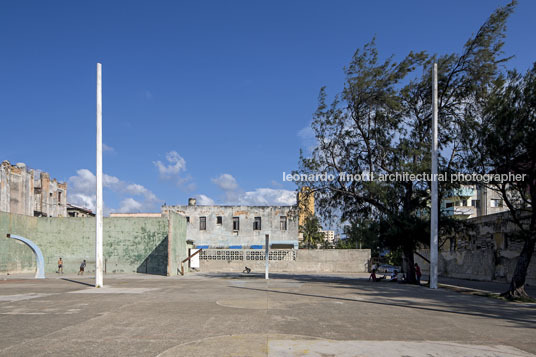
95, 63, 104, 288
430, 62, 438, 289
265, 234, 269, 280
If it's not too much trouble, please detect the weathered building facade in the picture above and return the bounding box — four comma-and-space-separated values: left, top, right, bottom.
0, 161, 67, 217
415, 210, 536, 284
162, 199, 299, 248
67, 204, 95, 217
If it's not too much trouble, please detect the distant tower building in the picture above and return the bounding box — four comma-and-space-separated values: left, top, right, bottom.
297, 187, 315, 226
297, 187, 315, 243
320, 230, 335, 244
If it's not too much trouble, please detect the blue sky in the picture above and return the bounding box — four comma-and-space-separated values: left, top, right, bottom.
1, 1, 535, 217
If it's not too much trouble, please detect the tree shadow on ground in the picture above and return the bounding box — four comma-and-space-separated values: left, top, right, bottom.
195, 272, 536, 329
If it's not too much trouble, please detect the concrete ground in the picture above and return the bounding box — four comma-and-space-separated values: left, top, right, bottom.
0, 272, 535, 357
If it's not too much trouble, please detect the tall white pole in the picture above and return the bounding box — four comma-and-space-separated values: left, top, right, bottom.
430, 63, 438, 289
265, 234, 269, 280
96, 63, 104, 288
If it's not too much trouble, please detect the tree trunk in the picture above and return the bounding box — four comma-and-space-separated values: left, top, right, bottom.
501, 236, 535, 299
403, 245, 417, 284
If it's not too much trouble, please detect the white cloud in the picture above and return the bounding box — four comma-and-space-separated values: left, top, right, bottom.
205, 173, 296, 206
211, 173, 238, 191
103, 143, 115, 152
196, 194, 215, 205
153, 151, 187, 181
238, 188, 296, 206
67, 169, 161, 214
118, 198, 143, 213
103, 174, 121, 190
68, 192, 96, 211
69, 169, 96, 195
298, 124, 316, 154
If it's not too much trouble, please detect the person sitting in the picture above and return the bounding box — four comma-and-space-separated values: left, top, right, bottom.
368, 269, 385, 282
243, 266, 251, 274
390, 270, 399, 282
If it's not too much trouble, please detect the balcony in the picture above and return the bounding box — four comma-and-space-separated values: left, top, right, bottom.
442, 205, 477, 218
449, 186, 476, 198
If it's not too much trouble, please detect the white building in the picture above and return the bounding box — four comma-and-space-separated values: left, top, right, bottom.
442, 185, 509, 219
320, 230, 335, 244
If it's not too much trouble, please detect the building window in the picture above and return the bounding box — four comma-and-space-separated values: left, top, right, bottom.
253, 217, 261, 230
446, 202, 453, 208
490, 199, 503, 208
462, 199, 467, 207
200, 217, 206, 230
280, 216, 287, 230
217, 216, 222, 225
233, 217, 240, 231
58, 191, 62, 203
471, 199, 480, 207
186, 216, 190, 223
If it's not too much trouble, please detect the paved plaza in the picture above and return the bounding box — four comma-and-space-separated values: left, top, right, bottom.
0, 273, 535, 356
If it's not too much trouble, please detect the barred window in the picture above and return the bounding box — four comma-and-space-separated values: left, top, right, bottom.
200, 216, 206, 230
280, 216, 287, 230
233, 217, 240, 231
253, 217, 261, 230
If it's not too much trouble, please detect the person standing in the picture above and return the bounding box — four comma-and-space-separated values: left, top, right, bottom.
57, 257, 63, 274
414, 263, 422, 285
78, 260, 86, 275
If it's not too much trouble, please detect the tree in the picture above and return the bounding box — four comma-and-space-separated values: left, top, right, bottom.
300, 216, 324, 249
460, 65, 536, 299
340, 219, 381, 255
297, 2, 515, 283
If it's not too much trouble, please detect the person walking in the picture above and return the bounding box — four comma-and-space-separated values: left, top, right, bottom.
57, 257, 63, 274
414, 263, 422, 285
78, 260, 86, 275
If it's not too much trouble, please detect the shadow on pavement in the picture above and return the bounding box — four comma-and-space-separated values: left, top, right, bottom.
194, 272, 536, 329
60, 278, 94, 287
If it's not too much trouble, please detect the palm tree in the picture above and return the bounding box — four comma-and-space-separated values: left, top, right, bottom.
300, 216, 324, 249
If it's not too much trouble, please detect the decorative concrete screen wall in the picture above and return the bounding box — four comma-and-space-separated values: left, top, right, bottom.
0, 212, 187, 276
199, 249, 370, 273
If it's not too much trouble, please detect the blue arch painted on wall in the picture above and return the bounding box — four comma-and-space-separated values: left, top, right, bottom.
6, 234, 45, 279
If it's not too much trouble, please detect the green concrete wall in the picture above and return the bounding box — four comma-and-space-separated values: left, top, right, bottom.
0, 212, 187, 276
168, 212, 188, 276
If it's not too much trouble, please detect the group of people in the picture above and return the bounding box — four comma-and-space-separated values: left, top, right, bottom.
56, 257, 87, 275
369, 263, 422, 284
